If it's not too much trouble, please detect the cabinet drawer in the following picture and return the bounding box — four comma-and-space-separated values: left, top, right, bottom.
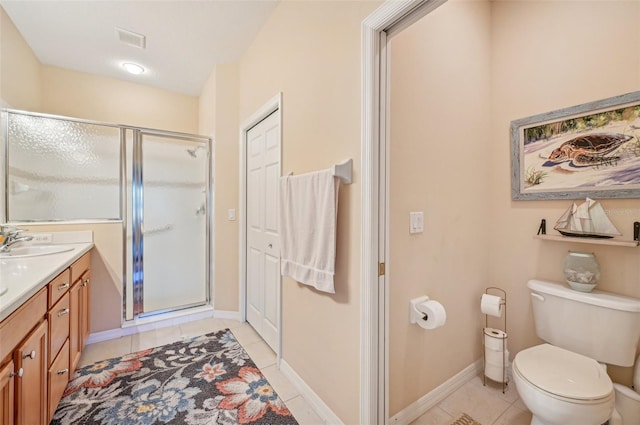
48, 269, 71, 307
70, 252, 90, 284
48, 339, 70, 423
0, 288, 47, 362
48, 293, 70, 363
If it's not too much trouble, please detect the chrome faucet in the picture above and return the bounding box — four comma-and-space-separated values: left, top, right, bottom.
0, 226, 33, 252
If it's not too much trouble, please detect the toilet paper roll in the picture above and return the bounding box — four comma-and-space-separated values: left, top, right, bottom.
484, 328, 507, 351
414, 300, 446, 330
481, 294, 503, 317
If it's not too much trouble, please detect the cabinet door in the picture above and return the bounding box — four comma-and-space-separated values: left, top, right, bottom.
0, 360, 14, 425
15, 320, 48, 425
69, 281, 81, 375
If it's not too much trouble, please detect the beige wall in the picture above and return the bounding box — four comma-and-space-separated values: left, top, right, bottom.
199, 63, 240, 311
236, 1, 378, 422
41, 65, 198, 134
489, 0, 640, 387
388, 1, 492, 415
0, 7, 41, 110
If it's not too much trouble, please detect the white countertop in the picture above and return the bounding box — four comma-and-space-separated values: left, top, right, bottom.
0, 242, 94, 322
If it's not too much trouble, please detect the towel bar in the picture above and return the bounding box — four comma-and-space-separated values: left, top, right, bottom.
332, 159, 352, 184
286, 158, 353, 185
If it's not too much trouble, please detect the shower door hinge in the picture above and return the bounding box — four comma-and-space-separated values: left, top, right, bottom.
378, 262, 385, 276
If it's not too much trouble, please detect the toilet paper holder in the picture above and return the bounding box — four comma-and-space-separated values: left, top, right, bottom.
483, 287, 508, 393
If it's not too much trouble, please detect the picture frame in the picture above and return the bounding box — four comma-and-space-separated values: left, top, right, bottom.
511, 91, 640, 200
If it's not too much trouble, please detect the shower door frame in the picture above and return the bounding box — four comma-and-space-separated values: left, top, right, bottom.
0, 108, 212, 324
127, 127, 213, 321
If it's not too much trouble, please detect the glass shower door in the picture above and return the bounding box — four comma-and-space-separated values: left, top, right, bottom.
127, 130, 210, 318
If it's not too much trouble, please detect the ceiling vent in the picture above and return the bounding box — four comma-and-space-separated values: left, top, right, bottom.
115, 27, 146, 49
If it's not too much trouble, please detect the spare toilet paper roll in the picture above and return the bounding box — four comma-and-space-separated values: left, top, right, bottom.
414, 300, 446, 330
481, 294, 503, 317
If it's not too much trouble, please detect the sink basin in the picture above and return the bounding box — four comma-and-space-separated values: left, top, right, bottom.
0, 286, 6, 296
0, 245, 74, 259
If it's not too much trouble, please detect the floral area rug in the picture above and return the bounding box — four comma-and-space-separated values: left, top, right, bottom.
51, 329, 298, 425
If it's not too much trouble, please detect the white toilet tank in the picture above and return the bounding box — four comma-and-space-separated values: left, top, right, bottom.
528, 279, 640, 367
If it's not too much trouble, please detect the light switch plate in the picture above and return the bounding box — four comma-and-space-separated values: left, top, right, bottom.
228, 209, 236, 221
410, 211, 424, 234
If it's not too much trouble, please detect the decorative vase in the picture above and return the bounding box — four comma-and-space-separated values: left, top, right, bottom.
563, 251, 600, 292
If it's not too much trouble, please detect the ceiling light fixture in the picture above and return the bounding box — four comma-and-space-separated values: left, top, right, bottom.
122, 62, 145, 75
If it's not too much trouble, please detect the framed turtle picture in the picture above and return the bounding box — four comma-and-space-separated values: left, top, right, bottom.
511, 91, 640, 200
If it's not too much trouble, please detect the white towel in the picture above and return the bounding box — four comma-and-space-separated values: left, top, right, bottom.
279, 169, 339, 293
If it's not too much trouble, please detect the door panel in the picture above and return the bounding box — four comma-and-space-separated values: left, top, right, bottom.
245, 110, 281, 351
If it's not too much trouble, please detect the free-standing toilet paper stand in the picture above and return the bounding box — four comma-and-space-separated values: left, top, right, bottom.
482, 287, 507, 393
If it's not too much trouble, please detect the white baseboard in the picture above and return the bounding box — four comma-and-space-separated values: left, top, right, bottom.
279, 359, 344, 425
87, 306, 216, 345
389, 359, 483, 425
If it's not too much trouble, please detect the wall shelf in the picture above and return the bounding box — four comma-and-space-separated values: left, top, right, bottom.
534, 234, 640, 247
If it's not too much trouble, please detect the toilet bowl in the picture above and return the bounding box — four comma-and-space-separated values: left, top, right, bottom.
512, 344, 614, 425
610, 354, 640, 425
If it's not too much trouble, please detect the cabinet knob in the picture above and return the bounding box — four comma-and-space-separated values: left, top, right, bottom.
10, 368, 23, 378
57, 368, 69, 375
58, 283, 70, 291
57, 308, 70, 317
22, 350, 36, 360
82, 278, 89, 287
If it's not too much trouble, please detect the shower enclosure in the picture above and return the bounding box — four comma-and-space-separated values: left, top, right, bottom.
2, 110, 211, 321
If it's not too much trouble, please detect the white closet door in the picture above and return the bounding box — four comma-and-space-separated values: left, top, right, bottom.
246, 110, 280, 351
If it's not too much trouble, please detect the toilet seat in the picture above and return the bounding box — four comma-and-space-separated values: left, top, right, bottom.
513, 344, 613, 401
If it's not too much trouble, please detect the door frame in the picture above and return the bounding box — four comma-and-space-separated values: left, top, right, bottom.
361, 1, 447, 423
239, 92, 283, 361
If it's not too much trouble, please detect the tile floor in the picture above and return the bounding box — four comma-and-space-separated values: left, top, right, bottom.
79, 318, 531, 425
410, 375, 532, 425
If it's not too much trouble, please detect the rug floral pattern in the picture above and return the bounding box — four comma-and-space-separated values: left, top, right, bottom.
51, 329, 298, 425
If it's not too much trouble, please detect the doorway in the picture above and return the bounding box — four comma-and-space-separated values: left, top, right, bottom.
361, 1, 449, 423
240, 94, 283, 355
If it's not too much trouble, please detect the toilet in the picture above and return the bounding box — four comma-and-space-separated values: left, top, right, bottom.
610, 354, 640, 425
513, 279, 640, 425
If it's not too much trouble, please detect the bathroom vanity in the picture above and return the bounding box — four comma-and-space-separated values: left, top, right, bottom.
0, 243, 93, 425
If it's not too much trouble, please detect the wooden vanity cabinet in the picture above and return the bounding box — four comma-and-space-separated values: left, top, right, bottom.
0, 287, 48, 425
0, 248, 92, 425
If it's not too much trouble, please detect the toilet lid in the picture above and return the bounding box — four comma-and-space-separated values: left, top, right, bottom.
514, 344, 612, 400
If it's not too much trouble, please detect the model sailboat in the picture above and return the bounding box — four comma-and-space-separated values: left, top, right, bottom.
554, 198, 621, 239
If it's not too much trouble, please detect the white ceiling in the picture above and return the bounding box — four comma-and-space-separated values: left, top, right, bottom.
1, 0, 279, 96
